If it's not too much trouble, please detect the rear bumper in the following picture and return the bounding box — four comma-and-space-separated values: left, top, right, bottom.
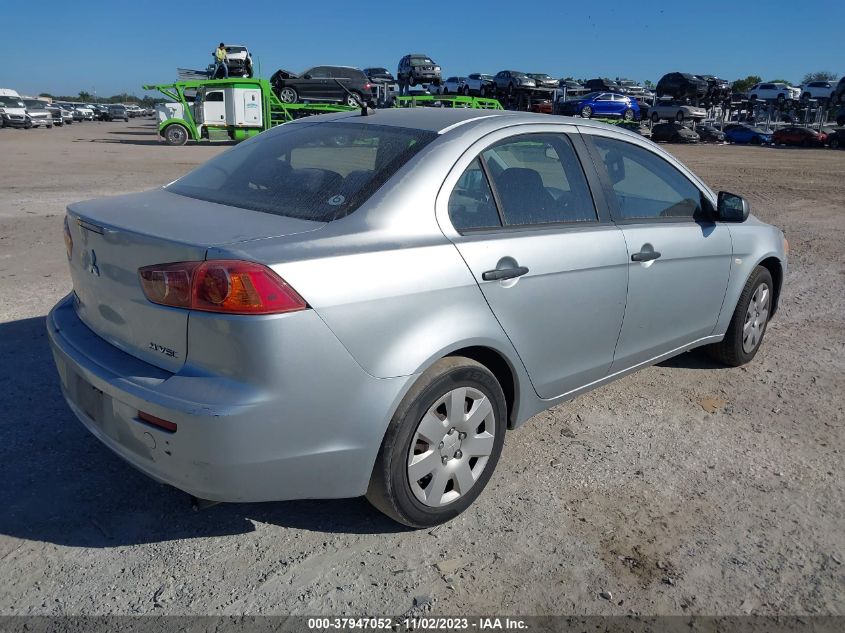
47, 295, 414, 502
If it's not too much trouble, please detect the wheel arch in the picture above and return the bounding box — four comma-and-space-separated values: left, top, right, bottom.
757, 256, 783, 316
445, 345, 519, 429
159, 118, 195, 141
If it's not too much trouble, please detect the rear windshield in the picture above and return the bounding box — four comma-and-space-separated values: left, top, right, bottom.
168, 122, 437, 222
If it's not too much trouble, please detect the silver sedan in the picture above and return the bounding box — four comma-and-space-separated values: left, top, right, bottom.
649, 100, 707, 123
49, 109, 787, 527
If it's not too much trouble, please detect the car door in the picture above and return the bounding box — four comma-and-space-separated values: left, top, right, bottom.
440, 129, 629, 398
593, 93, 614, 115
201, 89, 226, 124
300, 66, 329, 100
585, 132, 732, 370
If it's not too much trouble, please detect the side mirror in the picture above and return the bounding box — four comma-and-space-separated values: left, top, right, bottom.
303, 74, 312, 80
717, 191, 750, 222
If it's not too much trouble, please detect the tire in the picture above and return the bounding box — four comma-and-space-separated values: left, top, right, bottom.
675, 111, 684, 123
164, 123, 189, 146
479, 85, 487, 97
651, 112, 660, 123
749, 94, 757, 101
409, 75, 417, 87
366, 357, 507, 528
831, 137, 840, 149
802, 138, 812, 147
623, 108, 634, 121
278, 87, 298, 104
507, 82, 514, 95
580, 105, 593, 118
706, 266, 773, 366
462, 85, 470, 96
48, 124, 53, 129
124, 117, 129, 122
345, 92, 362, 107
750, 135, 762, 145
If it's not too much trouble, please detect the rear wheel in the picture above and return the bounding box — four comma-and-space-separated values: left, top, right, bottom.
366, 357, 507, 528
345, 92, 362, 107
164, 123, 189, 146
278, 87, 298, 103
707, 266, 773, 366
750, 135, 762, 145
675, 111, 684, 123
462, 85, 470, 96
623, 108, 634, 121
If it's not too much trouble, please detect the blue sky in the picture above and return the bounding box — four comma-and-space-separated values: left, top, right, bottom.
2, 0, 841, 98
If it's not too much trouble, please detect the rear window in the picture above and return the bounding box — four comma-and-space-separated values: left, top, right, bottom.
168, 122, 436, 222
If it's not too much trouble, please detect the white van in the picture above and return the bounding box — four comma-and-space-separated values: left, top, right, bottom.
0, 94, 28, 128
0, 88, 21, 97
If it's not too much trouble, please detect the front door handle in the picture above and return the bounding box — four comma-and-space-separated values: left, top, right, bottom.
482, 266, 529, 281
631, 251, 661, 262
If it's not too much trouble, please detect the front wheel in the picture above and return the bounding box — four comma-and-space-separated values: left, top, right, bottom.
366, 357, 507, 528
164, 123, 189, 146
707, 266, 773, 366
675, 111, 684, 123
580, 105, 592, 118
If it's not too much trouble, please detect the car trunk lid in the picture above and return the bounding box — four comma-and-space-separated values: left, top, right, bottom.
66, 188, 324, 372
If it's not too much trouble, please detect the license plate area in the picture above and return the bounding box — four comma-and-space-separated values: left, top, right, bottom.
75, 373, 104, 422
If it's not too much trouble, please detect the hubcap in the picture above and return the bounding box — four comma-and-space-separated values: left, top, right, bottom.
280, 89, 296, 103
743, 283, 770, 353
407, 387, 496, 507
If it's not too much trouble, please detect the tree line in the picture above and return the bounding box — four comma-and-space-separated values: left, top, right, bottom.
38, 91, 164, 106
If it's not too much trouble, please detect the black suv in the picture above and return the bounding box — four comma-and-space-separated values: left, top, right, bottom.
656, 72, 708, 101
270, 66, 373, 106
397, 54, 442, 86
697, 75, 731, 103
584, 78, 625, 94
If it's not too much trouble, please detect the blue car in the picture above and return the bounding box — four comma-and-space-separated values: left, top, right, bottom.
723, 124, 772, 145
557, 92, 640, 121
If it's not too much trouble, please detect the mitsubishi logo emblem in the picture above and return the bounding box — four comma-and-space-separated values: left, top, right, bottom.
88, 250, 100, 277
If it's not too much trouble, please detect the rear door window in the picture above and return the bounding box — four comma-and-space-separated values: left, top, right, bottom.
481, 134, 597, 226
448, 158, 501, 231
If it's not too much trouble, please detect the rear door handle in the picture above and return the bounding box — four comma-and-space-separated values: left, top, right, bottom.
631, 251, 661, 262
482, 266, 529, 281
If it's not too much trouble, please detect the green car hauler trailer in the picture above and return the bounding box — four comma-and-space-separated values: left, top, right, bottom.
143, 78, 504, 145
143, 78, 356, 145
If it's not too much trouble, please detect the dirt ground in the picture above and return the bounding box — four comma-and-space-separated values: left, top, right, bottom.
0, 119, 842, 617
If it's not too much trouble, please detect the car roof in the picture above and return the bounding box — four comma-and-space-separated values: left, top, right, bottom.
290, 107, 644, 140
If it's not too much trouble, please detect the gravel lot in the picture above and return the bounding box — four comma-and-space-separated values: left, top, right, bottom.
1, 119, 843, 617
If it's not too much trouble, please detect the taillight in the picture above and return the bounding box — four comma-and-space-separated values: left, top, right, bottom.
63, 216, 73, 260
138, 260, 307, 315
